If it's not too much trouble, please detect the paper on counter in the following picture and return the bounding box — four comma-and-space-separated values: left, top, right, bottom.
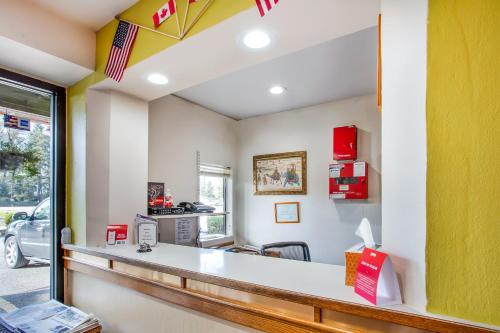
355, 218, 376, 249
175, 217, 195, 244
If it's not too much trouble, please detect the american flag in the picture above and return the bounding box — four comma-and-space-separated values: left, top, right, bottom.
153, 0, 176, 27
3, 115, 18, 128
255, 0, 280, 17
104, 20, 139, 82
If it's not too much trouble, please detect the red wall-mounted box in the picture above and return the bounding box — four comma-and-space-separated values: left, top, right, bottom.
333, 125, 357, 160
329, 162, 368, 199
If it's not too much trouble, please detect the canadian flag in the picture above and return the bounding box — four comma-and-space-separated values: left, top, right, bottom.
153, 0, 176, 27
255, 0, 280, 17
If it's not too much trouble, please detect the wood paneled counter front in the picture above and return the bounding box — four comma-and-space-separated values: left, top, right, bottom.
62, 244, 498, 333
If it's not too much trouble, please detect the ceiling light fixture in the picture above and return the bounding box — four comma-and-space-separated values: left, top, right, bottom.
269, 86, 285, 95
147, 73, 168, 85
243, 30, 271, 49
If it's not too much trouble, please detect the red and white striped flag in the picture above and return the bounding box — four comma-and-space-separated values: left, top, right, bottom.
104, 21, 138, 82
255, 0, 280, 17
153, 0, 176, 27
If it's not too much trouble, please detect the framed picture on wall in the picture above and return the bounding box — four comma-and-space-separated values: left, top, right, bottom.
275, 202, 300, 223
253, 151, 307, 195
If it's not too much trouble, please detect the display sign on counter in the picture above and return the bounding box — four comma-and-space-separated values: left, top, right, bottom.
135, 214, 158, 247
106, 224, 128, 246
354, 248, 401, 306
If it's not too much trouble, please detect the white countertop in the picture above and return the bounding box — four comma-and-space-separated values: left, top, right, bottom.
149, 212, 229, 219
70, 243, 499, 331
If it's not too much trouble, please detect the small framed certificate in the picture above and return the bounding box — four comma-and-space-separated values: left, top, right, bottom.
274, 202, 300, 224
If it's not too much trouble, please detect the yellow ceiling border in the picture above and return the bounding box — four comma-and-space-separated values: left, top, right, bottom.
115, 15, 181, 40
181, 0, 215, 38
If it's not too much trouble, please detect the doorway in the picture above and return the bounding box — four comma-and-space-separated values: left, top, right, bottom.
0, 69, 65, 312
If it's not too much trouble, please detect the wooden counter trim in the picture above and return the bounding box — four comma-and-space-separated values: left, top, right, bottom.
314, 307, 322, 323
62, 245, 498, 333
64, 257, 356, 333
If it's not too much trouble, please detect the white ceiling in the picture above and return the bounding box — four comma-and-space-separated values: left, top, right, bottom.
30, 0, 138, 31
175, 27, 377, 119
92, 0, 380, 104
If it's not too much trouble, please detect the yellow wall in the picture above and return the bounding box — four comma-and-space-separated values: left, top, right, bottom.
67, 0, 254, 244
426, 0, 500, 326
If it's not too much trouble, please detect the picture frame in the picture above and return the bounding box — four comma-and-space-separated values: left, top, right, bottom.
275, 202, 300, 224
253, 151, 307, 195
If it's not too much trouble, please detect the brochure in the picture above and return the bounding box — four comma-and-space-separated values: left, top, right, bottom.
0, 300, 99, 333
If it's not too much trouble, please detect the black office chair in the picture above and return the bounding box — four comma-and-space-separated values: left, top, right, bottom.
260, 242, 311, 262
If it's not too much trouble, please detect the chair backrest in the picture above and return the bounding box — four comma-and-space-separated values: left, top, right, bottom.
260, 242, 311, 262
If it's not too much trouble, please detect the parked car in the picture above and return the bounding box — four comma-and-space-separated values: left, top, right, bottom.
3, 198, 50, 268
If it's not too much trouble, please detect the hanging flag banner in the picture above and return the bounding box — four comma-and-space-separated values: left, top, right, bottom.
3, 115, 31, 131
255, 0, 280, 17
104, 21, 139, 82
153, 0, 177, 27
354, 248, 402, 306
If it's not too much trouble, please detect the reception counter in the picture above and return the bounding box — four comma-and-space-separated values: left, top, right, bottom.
62, 244, 498, 333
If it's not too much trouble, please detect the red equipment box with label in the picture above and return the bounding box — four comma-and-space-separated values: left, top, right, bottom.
333, 125, 357, 160
329, 161, 368, 199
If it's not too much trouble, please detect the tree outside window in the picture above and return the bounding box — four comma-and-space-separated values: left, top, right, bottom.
199, 175, 226, 235
0, 121, 50, 207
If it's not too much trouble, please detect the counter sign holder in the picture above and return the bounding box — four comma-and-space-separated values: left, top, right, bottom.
354, 247, 402, 306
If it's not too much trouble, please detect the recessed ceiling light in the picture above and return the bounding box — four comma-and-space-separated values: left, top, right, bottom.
147, 73, 168, 85
243, 30, 271, 49
269, 86, 285, 95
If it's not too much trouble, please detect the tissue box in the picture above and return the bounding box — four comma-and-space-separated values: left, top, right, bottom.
345, 243, 380, 286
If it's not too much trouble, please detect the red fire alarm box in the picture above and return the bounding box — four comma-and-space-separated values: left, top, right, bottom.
333, 126, 357, 160
329, 162, 368, 199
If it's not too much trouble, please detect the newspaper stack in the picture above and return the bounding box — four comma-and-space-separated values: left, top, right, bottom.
0, 300, 100, 333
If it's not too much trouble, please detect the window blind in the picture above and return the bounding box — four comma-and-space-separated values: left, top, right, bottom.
199, 163, 231, 178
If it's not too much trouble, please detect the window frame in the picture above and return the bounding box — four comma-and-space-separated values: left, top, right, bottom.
198, 163, 230, 238
0, 68, 66, 302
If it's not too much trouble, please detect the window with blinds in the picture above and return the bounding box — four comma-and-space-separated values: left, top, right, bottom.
198, 163, 230, 237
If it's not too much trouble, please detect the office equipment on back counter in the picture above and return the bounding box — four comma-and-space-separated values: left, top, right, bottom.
148, 206, 185, 216
177, 202, 215, 213
147, 182, 181, 215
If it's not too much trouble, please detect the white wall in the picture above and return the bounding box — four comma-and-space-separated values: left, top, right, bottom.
148, 95, 238, 235
86, 90, 111, 246
86, 90, 149, 245
235, 95, 381, 265
108, 92, 149, 227
0, 0, 95, 70
380, 0, 428, 311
